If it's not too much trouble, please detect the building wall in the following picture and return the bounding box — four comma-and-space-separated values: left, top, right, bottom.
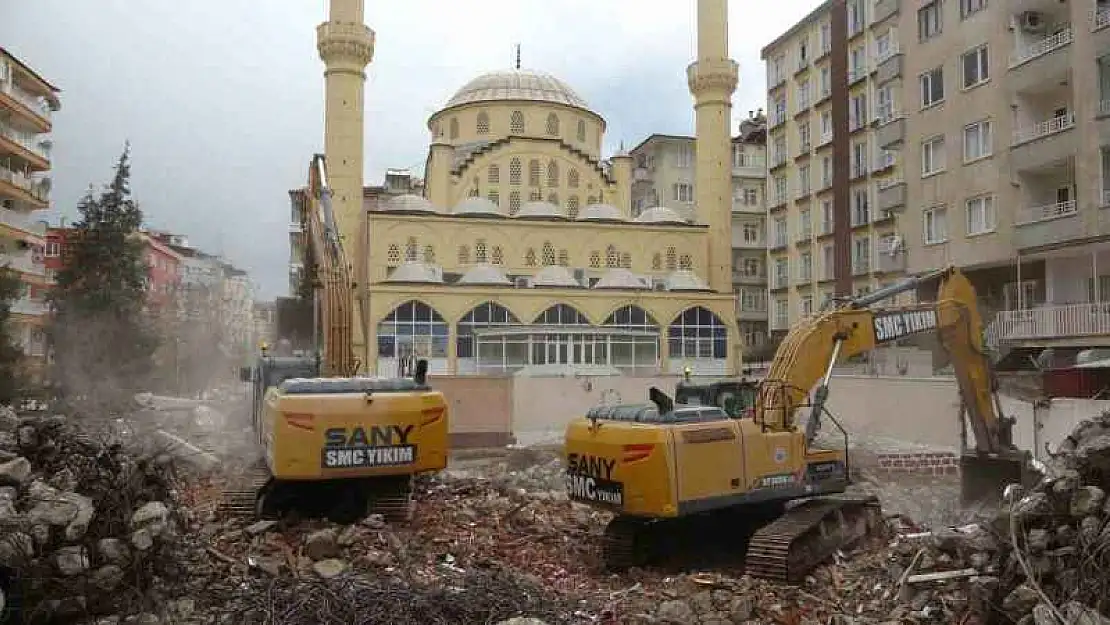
630, 136, 698, 220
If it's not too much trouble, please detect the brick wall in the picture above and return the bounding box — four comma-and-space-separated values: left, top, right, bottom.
875, 451, 960, 475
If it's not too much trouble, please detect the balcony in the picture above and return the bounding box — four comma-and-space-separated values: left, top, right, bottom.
288, 221, 302, 234
989, 303, 1110, 345
0, 206, 47, 241
875, 116, 905, 149
0, 169, 49, 209
872, 0, 899, 25
1010, 28, 1073, 69
732, 271, 766, 286
876, 249, 906, 273
848, 65, 868, 86
1096, 6, 1110, 31
1008, 29, 1073, 95
873, 45, 902, 85
732, 156, 765, 178
877, 179, 906, 212
633, 167, 651, 182
0, 125, 50, 169
873, 150, 896, 174
852, 259, 871, 276
1013, 200, 1082, 250
10, 297, 46, 317
1, 249, 46, 277
1010, 113, 1076, 172
0, 82, 53, 131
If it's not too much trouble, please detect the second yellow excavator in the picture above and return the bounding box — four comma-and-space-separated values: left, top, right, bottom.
563, 265, 1040, 580
220, 155, 450, 524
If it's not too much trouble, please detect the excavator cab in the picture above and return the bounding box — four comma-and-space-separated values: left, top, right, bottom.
672, 367, 759, 418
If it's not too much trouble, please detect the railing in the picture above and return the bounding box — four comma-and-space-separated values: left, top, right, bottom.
770, 152, 787, 168
731, 156, 765, 176
1015, 199, 1077, 225
1092, 6, 1110, 30
633, 167, 651, 182
848, 65, 868, 83
1011, 112, 1075, 146
874, 151, 896, 170
0, 206, 47, 236
990, 302, 1110, 343
1009, 27, 1073, 68
1103, 190, 1110, 207
1098, 100, 1110, 117
10, 298, 46, 316
0, 82, 52, 121
0, 124, 50, 160
288, 222, 302, 233
818, 132, 833, 147
877, 177, 904, 191
0, 168, 49, 203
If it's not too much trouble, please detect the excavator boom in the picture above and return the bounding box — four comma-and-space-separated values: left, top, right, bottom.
756, 265, 1038, 506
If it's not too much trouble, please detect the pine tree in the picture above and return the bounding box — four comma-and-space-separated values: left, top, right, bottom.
48, 143, 160, 411
0, 267, 27, 404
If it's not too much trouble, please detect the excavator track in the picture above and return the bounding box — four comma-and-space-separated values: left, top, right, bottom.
216, 460, 272, 520
744, 493, 882, 583
601, 515, 646, 570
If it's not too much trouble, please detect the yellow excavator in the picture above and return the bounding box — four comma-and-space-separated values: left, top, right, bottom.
563, 265, 1040, 580
221, 154, 449, 524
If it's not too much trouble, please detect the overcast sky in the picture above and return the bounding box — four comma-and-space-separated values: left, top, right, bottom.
2, 0, 822, 299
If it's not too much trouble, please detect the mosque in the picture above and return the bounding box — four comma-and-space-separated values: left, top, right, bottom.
310, 0, 741, 377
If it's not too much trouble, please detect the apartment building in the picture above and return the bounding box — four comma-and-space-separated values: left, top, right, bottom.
761, 0, 909, 337
288, 168, 423, 295
0, 48, 59, 374
627, 114, 772, 355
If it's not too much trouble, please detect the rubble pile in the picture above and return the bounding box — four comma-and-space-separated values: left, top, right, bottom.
878, 412, 1110, 624
0, 406, 185, 623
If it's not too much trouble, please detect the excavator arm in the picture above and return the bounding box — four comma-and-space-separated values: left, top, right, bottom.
301, 154, 358, 377
755, 265, 1036, 504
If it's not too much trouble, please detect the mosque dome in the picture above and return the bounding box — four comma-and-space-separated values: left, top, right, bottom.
593, 268, 651, 290
384, 261, 444, 284
665, 270, 710, 292
532, 265, 582, 288
382, 194, 436, 213
453, 196, 507, 218
443, 69, 592, 111
516, 201, 566, 220
579, 203, 624, 222
457, 264, 512, 286
635, 206, 687, 225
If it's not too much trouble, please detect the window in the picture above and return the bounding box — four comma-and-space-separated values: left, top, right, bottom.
774, 298, 789, 328
821, 243, 835, 279
476, 112, 490, 135
966, 195, 995, 235
547, 160, 559, 187
853, 235, 871, 273
742, 222, 761, 243
774, 216, 788, 247
961, 45, 989, 88
546, 113, 559, 136
449, 118, 459, 139
852, 141, 868, 178
773, 175, 787, 204
775, 258, 789, 287
875, 85, 894, 123
921, 135, 945, 176
798, 37, 809, 66
920, 67, 944, 107
799, 122, 811, 151
529, 159, 541, 186
799, 208, 812, 237
577, 119, 586, 142
741, 187, 759, 205
510, 110, 525, 134
852, 187, 870, 225
960, 0, 986, 19
487, 165, 500, 184
963, 120, 992, 161
797, 79, 811, 111
848, 0, 864, 34
924, 206, 948, 244
676, 145, 693, 168
849, 46, 865, 80
850, 93, 868, 130
568, 169, 579, 188
800, 252, 813, 282
46, 242, 59, 257
799, 164, 811, 195
821, 199, 833, 234
918, 1, 943, 41
743, 258, 761, 276
773, 135, 787, 165
773, 96, 787, 125
819, 66, 831, 99
509, 158, 522, 185
673, 183, 694, 202
820, 111, 832, 140
821, 155, 832, 188
819, 22, 831, 54
875, 31, 893, 60
801, 295, 814, 317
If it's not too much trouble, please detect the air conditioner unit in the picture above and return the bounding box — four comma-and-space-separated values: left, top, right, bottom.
1020, 11, 1046, 32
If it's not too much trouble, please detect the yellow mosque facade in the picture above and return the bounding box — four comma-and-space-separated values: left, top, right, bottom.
313, 0, 742, 378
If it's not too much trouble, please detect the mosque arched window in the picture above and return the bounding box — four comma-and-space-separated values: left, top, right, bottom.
387, 244, 401, 267
405, 237, 418, 262
488, 165, 500, 184
529, 190, 543, 202
449, 118, 459, 140
621, 252, 632, 269
509, 159, 522, 185
680, 254, 692, 270
589, 251, 601, 268
525, 248, 537, 266
488, 190, 500, 207
558, 249, 569, 266
546, 113, 559, 136
510, 110, 525, 134
567, 196, 580, 219
547, 192, 558, 206
606, 245, 620, 269
475, 239, 488, 263
577, 119, 586, 142
529, 160, 541, 187
457, 245, 470, 265
476, 111, 490, 135
509, 191, 522, 215
666, 247, 677, 271
547, 161, 559, 188
542, 241, 556, 266
491, 246, 503, 265
568, 169, 579, 188
652, 253, 662, 271
423, 245, 436, 263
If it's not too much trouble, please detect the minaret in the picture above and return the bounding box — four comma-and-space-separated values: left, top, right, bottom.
317, 0, 375, 248
688, 0, 738, 293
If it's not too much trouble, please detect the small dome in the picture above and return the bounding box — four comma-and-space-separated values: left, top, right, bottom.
593, 268, 650, 290
453, 196, 506, 217
635, 206, 687, 225
443, 69, 591, 111
665, 270, 710, 292
457, 264, 512, 286
516, 201, 566, 220
385, 261, 444, 284
382, 194, 436, 213
532, 265, 582, 288
579, 203, 624, 222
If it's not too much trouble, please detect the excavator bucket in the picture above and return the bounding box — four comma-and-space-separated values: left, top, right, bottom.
959, 451, 1041, 509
